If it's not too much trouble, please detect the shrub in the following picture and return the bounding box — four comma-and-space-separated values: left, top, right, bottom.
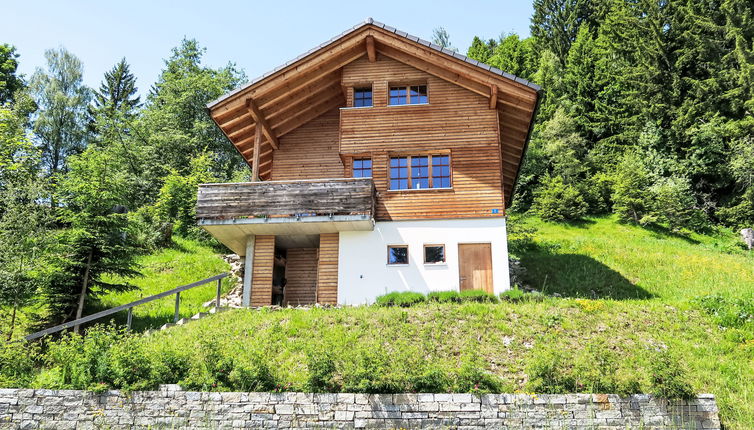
500, 287, 526, 303
375, 291, 426, 307
534, 176, 588, 222
612, 151, 653, 224
453, 358, 505, 393
0, 341, 39, 388
409, 365, 451, 392
228, 355, 276, 392
306, 351, 338, 392
458, 289, 499, 303
649, 177, 708, 232
426, 291, 461, 303
649, 352, 694, 399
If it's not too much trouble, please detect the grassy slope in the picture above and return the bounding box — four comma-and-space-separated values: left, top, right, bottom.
96, 236, 233, 331
137, 216, 753, 429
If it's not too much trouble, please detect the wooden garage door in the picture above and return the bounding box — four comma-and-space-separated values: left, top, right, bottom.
458, 243, 493, 293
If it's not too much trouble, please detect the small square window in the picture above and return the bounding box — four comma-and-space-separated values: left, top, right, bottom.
387, 245, 408, 265
353, 158, 372, 178
354, 87, 372, 107
424, 245, 445, 264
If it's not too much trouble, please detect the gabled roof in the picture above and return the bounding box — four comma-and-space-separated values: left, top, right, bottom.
208, 18, 541, 206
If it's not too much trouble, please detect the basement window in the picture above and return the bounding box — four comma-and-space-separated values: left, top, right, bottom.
353, 87, 373, 107
389, 84, 428, 105
424, 245, 446, 264
387, 245, 409, 265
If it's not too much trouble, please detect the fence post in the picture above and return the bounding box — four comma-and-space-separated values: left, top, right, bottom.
126, 308, 133, 330
174, 292, 180, 323
216, 279, 222, 312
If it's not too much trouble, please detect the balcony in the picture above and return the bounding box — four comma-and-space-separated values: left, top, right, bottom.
196, 178, 376, 254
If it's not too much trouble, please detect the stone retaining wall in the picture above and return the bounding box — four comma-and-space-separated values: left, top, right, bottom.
0, 386, 720, 429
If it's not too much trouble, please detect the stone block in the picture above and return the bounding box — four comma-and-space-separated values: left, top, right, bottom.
335, 410, 354, 421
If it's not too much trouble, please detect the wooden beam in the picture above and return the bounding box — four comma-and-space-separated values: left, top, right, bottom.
246, 99, 279, 150
251, 126, 262, 182
365, 36, 376, 62
489, 85, 498, 110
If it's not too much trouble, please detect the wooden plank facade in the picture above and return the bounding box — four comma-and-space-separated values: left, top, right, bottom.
200, 19, 541, 306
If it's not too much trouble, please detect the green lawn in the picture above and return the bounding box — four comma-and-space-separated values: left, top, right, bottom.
95, 236, 233, 331
515, 216, 754, 302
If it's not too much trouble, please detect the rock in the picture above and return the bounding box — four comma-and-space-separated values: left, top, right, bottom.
741, 228, 754, 250
508, 257, 528, 289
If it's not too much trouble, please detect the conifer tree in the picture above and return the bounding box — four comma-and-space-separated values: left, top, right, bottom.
90, 58, 140, 124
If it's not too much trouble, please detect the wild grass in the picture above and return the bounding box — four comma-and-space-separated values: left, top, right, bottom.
94, 236, 233, 331
5, 215, 754, 428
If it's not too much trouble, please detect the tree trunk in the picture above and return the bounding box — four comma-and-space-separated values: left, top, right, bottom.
7, 301, 17, 341
73, 249, 93, 334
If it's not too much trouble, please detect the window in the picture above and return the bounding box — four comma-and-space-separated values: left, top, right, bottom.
387, 245, 408, 265
424, 245, 446, 264
353, 87, 372, 107
389, 154, 451, 190
389, 157, 408, 190
353, 158, 372, 178
389, 84, 428, 105
432, 154, 451, 188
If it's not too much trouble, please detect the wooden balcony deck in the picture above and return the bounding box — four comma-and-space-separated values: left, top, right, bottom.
196, 178, 376, 254
197, 177, 375, 220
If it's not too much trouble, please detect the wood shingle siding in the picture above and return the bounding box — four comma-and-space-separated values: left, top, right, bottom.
339, 57, 505, 220
270, 109, 344, 181
283, 248, 318, 305
251, 235, 275, 306
317, 233, 339, 304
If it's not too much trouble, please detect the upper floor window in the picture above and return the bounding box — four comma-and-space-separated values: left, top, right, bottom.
353, 158, 372, 178
389, 84, 428, 105
353, 87, 373, 107
389, 154, 451, 190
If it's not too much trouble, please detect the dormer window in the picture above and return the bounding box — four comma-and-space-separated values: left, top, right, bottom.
389, 84, 428, 105
353, 87, 373, 107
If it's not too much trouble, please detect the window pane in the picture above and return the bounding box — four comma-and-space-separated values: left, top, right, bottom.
431, 154, 451, 188
410, 85, 428, 104
389, 87, 407, 105
390, 157, 407, 168
362, 159, 372, 168
424, 246, 445, 263
411, 156, 429, 189
388, 246, 408, 264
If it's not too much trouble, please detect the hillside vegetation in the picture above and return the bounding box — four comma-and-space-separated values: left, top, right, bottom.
3, 216, 752, 428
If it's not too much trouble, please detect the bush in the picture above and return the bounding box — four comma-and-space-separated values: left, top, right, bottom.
0, 341, 39, 388
43, 325, 159, 391
650, 352, 694, 399
306, 351, 338, 392
453, 357, 505, 393
500, 287, 526, 302
375, 291, 426, 307
228, 355, 276, 392
458, 289, 499, 303
649, 177, 708, 232
534, 176, 588, 222
427, 291, 461, 303
409, 365, 451, 392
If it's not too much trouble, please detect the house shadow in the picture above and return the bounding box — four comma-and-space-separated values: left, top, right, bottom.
518, 249, 654, 300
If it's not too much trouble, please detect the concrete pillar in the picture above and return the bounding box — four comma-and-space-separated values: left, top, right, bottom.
242, 235, 255, 307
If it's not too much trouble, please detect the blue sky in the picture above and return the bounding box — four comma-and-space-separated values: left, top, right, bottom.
2, 1, 533, 96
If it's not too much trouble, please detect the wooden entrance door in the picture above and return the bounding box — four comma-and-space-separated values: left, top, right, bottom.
458, 243, 493, 293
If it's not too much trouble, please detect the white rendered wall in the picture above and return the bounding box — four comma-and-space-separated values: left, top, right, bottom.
337, 217, 510, 305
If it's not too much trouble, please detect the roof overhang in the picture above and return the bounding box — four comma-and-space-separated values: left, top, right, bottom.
208, 18, 541, 205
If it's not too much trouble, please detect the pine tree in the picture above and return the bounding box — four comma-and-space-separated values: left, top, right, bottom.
562, 24, 598, 138
431, 27, 457, 52
530, 0, 603, 66
90, 58, 140, 124
466, 37, 495, 64
489, 34, 538, 80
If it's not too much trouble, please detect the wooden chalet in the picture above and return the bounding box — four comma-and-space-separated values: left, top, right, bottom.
197, 19, 541, 306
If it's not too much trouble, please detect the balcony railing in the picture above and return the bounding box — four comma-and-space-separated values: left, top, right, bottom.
196, 177, 376, 221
